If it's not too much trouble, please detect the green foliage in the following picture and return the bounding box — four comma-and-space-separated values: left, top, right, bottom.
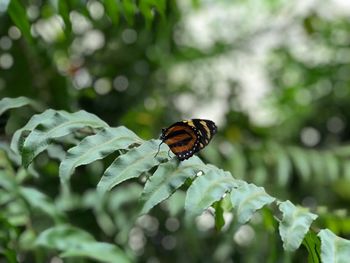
278, 201, 318, 251
140, 157, 206, 214
2, 98, 350, 262
36, 225, 132, 263
319, 229, 350, 263
185, 168, 236, 218
20, 110, 108, 167
303, 231, 321, 263
7, 0, 32, 42
230, 181, 275, 224
97, 140, 170, 191
59, 126, 143, 183
2, 0, 350, 261
0, 97, 43, 116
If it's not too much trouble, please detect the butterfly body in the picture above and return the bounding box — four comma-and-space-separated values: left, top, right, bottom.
159, 119, 217, 161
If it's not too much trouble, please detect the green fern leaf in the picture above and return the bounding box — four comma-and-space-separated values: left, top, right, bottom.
0, 97, 43, 116
230, 181, 275, 224
288, 147, 312, 181
318, 229, 350, 262
36, 225, 131, 263
270, 143, 292, 186
230, 144, 247, 179
278, 200, 318, 251
185, 168, 236, 217
97, 140, 169, 192
19, 187, 64, 222
11, 109, 56, 155
7, 0, 32, 42
302, 231, 321, 263
20, 110, 108, 167
103, 0, 120, 24
59, 127, 143, 183
141, 156, 208, 214
323, 152, 339, 182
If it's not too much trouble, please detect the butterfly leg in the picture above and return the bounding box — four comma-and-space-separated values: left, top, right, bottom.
154, 141, 163, 158
168, 149, 172, 158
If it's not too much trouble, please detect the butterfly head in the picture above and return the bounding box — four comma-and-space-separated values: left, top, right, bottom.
160, 128, 167, 141
155, 128, 167, 159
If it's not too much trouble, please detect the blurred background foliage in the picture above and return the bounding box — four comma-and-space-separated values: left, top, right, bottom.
1, 0, 350, 262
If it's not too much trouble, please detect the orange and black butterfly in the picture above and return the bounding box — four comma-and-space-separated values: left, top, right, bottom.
155, 119, 217, 161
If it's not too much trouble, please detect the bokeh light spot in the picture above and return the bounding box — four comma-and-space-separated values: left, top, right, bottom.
70, 11, 92, 34
195, 211, 215, 231
113, 75, 129, 91
165, 217, 180, 232
0, 36, 12, 50
122, 29, 137, 44
8, 26, 21, 39
128, 227, 146, 254
144, 98, 157, 110
27, 5, 39, 20
137, 215, 159, 236
327, 116, 345, 134
82, 30, 105, 53
94, 78, 111, 95
0, 53, 14, 69
87, 0, 105, 20
161, 235, 177, 250
233, 225, 255, 247
73, 68, 92, 89
300, 127, 321, 147
50, 257, 63, 263
34, 15, 65, 43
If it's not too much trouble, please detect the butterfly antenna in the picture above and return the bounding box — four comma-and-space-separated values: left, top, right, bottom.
154, 141, 163, 158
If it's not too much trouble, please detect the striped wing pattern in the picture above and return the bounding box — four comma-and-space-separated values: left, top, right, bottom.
161, 119, 217, 161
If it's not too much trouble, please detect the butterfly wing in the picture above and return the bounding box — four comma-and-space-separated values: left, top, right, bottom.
161, 119, 217, 161
191, 119, 217, 150
161, 121, 200, 160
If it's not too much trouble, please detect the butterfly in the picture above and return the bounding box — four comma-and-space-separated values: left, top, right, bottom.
155, 119, 217, 161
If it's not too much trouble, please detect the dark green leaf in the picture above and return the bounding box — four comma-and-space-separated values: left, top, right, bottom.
122, 0, 137, 25
288, 147, 311, 181
302, 231, 321, 263
103, 0, 120, 24
213, 200, 225, 231
7, 0, 32, 42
